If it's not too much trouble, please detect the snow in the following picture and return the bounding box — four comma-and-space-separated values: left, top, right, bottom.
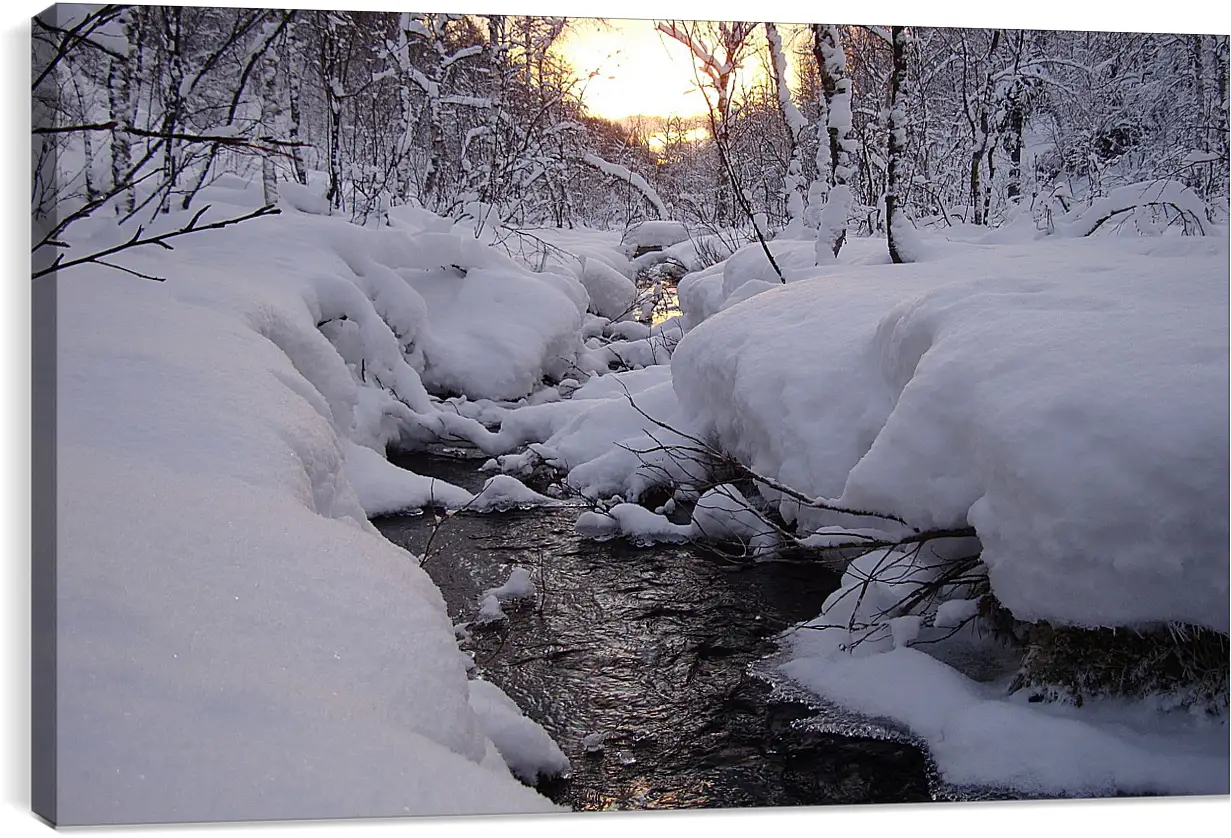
477, 594, 509, 624
467, 679, 570, 785
676, 237, 819, 328
476, 567, 537, 624
934, 598, 981, 628
53, 189, 571, 823
622, 220, 689, 250
344, 440, 474, 515
1058, 179, 1210, 237
485, 567, 537, 601
673, 234, 1229, 633
575, 504, 692, 546
483, 363, 702, 502
689, 484, 780, 558
470, 474, 561, 511
667, 226, 1228, 798
403, 257, 587, 401
582, 153, 669, 219
41, 103, 1230, 816
779, 642, 1229, 798
579, 255, 637, 319
607, 320, 652, 341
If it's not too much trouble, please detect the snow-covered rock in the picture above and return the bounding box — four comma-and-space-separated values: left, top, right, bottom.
579, 255, 637, 319
344, 440, 474, 515
690, 484, 780, 558
623, 220, 688, 251
469, 474, 560, 511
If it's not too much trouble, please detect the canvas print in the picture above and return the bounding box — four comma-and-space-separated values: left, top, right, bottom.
31, 2, 1229, 826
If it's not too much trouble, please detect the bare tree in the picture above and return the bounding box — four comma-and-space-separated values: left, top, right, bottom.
32, 4, 291, 282
656, 20, 757, 227
813, 24, 859, 258
885, 26, 912, 264
765, 22, 807, 232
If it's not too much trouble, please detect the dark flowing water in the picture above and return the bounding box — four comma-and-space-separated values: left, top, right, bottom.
375, 449, 932, 811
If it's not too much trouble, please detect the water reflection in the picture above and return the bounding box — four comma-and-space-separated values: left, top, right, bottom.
376, 451, 932, 810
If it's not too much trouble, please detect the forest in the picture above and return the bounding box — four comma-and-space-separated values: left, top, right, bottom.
34, 7, 1228, 260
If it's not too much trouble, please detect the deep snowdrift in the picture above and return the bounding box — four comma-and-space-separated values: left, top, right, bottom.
53, 192, 576, 823
669, 231, 1229, 798
673, 235, 1229, 633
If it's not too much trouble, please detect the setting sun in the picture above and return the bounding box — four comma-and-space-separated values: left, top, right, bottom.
553, 18, 709, 120
553, 17, 804, 123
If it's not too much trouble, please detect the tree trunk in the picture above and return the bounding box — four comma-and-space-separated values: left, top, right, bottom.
159, 7, 185, 215
765, 22, 805, 229
259, 47, 279, 205
886, 26, 911, 264
286, 19, 308, 186
714, 81, 731, 227
816, 24, 856, 259
1218, 36, 1229, 165
107, 11, 138, 216
422, 93, 445, 207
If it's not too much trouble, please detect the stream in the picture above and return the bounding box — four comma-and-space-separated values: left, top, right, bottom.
376, 448, 933, 811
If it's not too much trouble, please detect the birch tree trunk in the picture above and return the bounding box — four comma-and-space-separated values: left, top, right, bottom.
765, 22, 806, 232
286, 18, 308, 186
259, 46, 280, 205
886, 26, 912, 264
816, 24, 857, 259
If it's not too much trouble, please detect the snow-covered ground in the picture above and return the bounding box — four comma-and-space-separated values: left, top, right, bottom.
667, 231, 1229, 797
673, 233, 1229, 632
52, 183, 600, 824
49, 166, 1228, 820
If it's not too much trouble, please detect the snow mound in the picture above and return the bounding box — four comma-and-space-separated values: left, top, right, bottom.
410, 261, 585, 400
579, 255, 637, 319
467, 679, 570, 785
623, 220, 688, 250
690, 484, 780, 558
344, 441, 474, 515
779, 642, 1229, 798
54, 194, 562, 822
607, 320, 652, 341
575, 504, 692, 546
673, 235, 1229, 632
487, 366, 701, 502
470, 475, 560, 511
476, 567, 537, 624
1059, 180, 1210, 238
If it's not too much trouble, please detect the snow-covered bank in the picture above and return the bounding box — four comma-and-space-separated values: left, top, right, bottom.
667, 231, 1229, 797
673, 234, 1229, 633
54, 193, 580, 823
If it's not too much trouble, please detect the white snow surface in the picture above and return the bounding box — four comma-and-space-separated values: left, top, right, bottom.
575, 504, 692, 545
54, 195, 567, 823
470, 474, 561, 511
490, 365, 701, 502
475, 567, 537, 625
666, 228, 1230, 800
579, 255, 637, 319
466, 679, 570, 785
690, 484, 780, 558
344, 440, 474, 515
623, 220, 689, 250
673, 234, 1229, 633
780, 639, 1229, 798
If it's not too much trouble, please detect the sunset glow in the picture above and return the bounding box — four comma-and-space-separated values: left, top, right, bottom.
553, 18, 803, 123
